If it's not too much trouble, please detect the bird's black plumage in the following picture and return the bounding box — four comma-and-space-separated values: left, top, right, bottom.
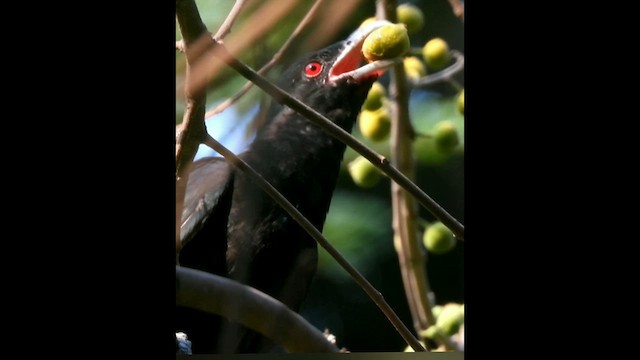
177, 34, 382, 353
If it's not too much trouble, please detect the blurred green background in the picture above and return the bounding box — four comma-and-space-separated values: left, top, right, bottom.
176, 0, 464, 352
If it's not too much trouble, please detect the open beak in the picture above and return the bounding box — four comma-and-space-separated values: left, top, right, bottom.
328, 20, 397, 83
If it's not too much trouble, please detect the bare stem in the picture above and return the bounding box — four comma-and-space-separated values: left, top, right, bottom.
176, 266, 339, 353
377, 0, 438, 351
447, 78, 464, 92
390, 45, 438, 348
213, 0, 248, 41
203, 135, 426, 352
175, 0, 212, 253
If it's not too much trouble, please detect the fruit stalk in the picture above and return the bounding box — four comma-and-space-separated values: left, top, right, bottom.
376, 0, 456, 351
375, 0, 433, 344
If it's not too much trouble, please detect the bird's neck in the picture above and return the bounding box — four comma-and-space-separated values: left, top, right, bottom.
249, 109, 352, 172
240, 114, 353, 224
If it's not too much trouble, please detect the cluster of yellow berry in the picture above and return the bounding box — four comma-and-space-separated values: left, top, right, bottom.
347, 4, 464, 257
348, 4, 465, 184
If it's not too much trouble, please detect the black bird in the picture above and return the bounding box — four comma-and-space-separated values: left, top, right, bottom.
177, 23, 390, 354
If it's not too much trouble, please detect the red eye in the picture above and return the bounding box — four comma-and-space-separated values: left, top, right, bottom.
304, 61, 323, 78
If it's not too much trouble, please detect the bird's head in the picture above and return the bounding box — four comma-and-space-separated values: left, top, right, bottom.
264, 21, 395, 133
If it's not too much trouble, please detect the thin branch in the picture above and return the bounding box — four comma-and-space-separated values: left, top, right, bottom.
411, 50, 464, 88
330, 58, 401, 83
205, 0, 328, 119
269, 0, 326, 62
203, 135, 426, 352
207, 42, 464, 240
213, 0, 248, 41
176, 266, 340, 353
447, 78, 464, 92
176, 0, 302, 103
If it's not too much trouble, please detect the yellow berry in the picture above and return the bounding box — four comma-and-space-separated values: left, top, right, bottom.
423, 221, 456, 255
457, 90, 464, 115
436, 303, 464, 336
433, 120, 459, 154
363, 82, 386, 111
348, 156, 381, 189
358, 107, 391, 142
403, 56, 426, 80
422, 37, 450, 70
362, 23, 410, 62
396, 4, 424, 34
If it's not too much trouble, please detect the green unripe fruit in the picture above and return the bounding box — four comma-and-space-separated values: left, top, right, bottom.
362, 23, 410, 61
363, 82, 386, 111
420, 325, 440, 340
457, 90, 464, 115
423, 221, 456, 254
403, 56, 426, 80
348, 156, 381, 189
396, 4, 424, 34
436, 303, 464, 336
422, 37, 451, 70
359, 107, 391, 142
433, 120, 459, 154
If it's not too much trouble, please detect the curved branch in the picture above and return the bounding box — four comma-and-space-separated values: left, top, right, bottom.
176, 266, 339, 353
411, 50, 464, 88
